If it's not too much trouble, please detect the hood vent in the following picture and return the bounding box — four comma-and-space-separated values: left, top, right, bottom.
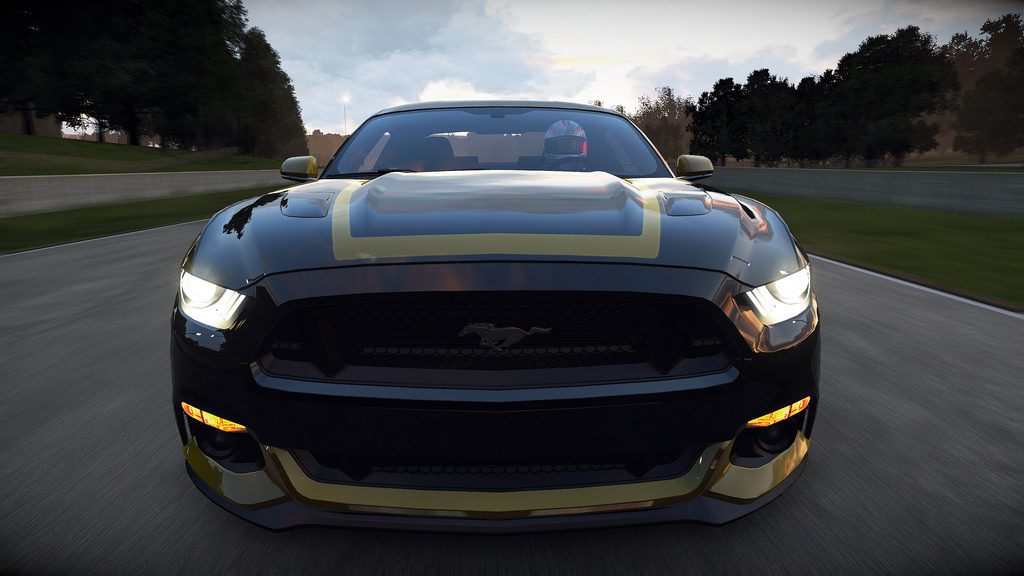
662, 191, 712, 216
280, 191, 333, 218
348, 170, 647, 238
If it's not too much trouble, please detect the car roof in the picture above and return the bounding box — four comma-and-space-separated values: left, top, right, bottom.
372, 100, 619, 117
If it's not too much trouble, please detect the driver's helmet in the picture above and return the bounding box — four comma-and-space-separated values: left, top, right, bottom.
543, 119, 588, 160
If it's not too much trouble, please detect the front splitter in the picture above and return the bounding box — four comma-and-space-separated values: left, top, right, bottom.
183, 431, 810, 532
188, 459, 806, 533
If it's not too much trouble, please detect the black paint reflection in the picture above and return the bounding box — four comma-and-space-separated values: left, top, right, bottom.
222, 193, 281, 238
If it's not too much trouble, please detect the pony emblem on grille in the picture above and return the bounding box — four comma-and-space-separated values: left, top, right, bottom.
459, 323, 552, 350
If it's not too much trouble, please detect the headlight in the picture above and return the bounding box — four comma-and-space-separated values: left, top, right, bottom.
742, 265, 811, 325
179, 270, 246, 329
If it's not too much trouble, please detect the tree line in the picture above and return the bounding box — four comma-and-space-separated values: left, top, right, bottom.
1, 0, 306, 158
626, 14, 1024, 166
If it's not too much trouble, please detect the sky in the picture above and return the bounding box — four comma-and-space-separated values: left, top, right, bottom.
243, 0, 1021, 135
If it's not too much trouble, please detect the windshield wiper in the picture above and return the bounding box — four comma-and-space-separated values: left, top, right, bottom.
325, 168, 418, 179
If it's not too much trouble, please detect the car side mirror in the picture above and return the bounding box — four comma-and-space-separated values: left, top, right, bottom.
676, 155, 713, 180
281, 156, 318, 182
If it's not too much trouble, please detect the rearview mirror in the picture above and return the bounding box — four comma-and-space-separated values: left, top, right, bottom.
281, 156, 318, 182
676, 155, 713, 180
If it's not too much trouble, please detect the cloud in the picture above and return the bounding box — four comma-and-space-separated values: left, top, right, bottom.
810, 0, 1022, 67
417, 80, 502, 102
243, 0, 1021, 132
598, 0, 1020, 105
628, 47, 814, 103
244, 0, 591, 133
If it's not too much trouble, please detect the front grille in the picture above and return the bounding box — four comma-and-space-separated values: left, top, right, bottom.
259, 292, 734, 385
292, 446, 705, 490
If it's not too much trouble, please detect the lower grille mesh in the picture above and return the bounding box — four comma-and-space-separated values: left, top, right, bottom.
293, 447, 705, 490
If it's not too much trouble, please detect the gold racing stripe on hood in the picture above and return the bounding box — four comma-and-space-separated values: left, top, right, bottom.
331, 178, 662, 260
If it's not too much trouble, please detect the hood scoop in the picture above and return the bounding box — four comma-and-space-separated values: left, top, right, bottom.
280, 191, 333, 218
662, 191, 712, 216
348, 170, 647, 237
363, 170, 635, 214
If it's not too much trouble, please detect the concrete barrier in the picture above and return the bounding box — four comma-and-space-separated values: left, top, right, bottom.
707, 166, 1024, 215
0, 170, 285, 216
2, 166, 1021, 217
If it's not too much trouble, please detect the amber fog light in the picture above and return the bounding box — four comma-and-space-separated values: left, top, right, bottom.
747, 396, 810, 428
181, 402, 264, 472
181, 402, 247, 433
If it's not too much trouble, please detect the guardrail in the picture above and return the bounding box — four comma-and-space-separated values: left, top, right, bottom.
2, 166, 1021, 217
708, 166, 1024, 215
0, 170, 284, 216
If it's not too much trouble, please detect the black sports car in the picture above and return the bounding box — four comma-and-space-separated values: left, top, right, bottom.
171, 100, 819, 532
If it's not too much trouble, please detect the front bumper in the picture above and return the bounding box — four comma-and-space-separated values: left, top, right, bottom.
174, 338, 818, 531
183, 429, 810, 532
172, 263, 819, 531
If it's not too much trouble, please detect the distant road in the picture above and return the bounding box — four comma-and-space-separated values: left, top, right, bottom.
1, 223, 1022, 575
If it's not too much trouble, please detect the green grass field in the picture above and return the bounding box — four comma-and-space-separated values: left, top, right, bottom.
737, 191, 1024, 310
0, 186, 280, 253
0, 134, 280, 176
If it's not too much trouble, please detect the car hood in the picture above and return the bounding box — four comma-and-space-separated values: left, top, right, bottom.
186, 170, 805, 289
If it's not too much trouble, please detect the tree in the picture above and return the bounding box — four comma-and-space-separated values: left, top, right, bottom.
3, 0, 304, 157
686, 78, 747, 165
0, 2, 87, 134
834, 26, 958, 165
79, 1, 158, 146
145, 0, 249, 149
981, 13, 1024, 69
953, 49, 1024, 162
951, 13, 1024, 162
628, 87, 690, 161
234, 28, 306, 157
942, 32, 988, 93
791, 71, 848, 165
740, 69, 796, 166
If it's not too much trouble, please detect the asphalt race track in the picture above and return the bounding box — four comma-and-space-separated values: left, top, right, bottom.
2, 221, 1022, 575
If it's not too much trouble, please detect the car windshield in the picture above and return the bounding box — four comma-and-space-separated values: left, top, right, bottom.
323, 107, 671, 179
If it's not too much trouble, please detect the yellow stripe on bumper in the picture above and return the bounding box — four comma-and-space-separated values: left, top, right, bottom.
707, 431, 810, 500
184, 440, 286, 507
186, 432, 810, 520
265, 444, 723, 518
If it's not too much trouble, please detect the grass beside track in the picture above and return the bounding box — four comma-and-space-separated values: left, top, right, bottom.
0, 134, 279, 176
736, 191, 1024, 310
0, 186, 281, 253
